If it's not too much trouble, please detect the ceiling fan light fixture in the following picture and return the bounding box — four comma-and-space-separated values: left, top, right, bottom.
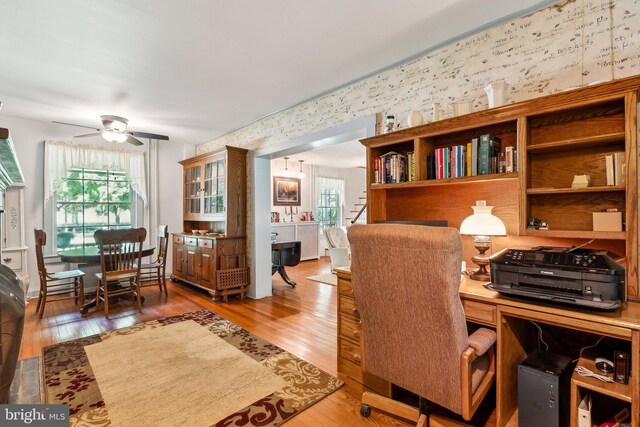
102, 131, 127, 143
101, 115, 128, 132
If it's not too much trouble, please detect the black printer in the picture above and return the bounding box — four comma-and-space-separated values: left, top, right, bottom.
485, 246, 625, 310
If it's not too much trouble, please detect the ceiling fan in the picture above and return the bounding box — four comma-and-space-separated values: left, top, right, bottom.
53, 115, 169, 146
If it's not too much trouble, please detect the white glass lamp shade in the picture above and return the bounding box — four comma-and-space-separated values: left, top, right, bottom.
459, 202, 506, 237
102, 131, 127, 143
282, 157, 291, 177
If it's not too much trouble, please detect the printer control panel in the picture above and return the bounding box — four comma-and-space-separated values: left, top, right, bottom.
501, 249, 609, 270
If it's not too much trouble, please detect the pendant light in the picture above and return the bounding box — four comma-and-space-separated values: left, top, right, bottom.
282, 157, 291, 177
297, 160, 305, 179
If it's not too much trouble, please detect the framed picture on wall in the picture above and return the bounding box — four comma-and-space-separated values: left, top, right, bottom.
273, 176, 301, 206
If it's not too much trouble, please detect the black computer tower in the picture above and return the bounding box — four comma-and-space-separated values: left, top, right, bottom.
518, 349, 572, 427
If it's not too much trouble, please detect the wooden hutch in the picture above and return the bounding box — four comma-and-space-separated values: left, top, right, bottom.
171, 145, 249, 301
337, 76, 640, 425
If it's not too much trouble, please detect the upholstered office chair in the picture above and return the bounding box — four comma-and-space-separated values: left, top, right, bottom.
140, 224, 169, 295
34, 229, 85, 319
94, 228, 146, 318
323, 226, 350, 272
348, 224, 496, 426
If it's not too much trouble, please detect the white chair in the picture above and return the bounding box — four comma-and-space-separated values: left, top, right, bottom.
323, 227, 351, 272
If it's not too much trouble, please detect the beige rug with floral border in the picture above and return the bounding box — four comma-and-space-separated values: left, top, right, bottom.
43, 310, 343, 426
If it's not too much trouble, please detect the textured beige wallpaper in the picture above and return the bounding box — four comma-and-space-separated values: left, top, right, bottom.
197, 0, 640, 155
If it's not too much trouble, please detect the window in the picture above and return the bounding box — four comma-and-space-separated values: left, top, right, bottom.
56, 168, 132, 250
315, 176, 344, 229
316, 188, 340, 229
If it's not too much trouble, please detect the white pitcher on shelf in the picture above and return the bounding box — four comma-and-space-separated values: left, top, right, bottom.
484, 81, 509, 108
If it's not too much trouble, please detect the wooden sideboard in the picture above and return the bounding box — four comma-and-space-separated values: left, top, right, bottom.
336, 267, 640, 426
171, 146, 249, 301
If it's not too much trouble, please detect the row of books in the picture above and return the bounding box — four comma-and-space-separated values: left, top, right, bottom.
605, 152, 626, 186
373, 134, 517, 184
374, 151, 409, 184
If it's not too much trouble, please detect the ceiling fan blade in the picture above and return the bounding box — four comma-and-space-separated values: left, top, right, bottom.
53, 121, 101, 131
74, 132, 103, 138
130, 131, 169, 140
126, 135, 144, 146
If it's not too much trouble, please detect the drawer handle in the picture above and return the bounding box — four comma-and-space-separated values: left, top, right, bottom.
351, 307, 358, 314
3, 257, 11, 263
353, 354, 361, 362
353, 330, 360, 338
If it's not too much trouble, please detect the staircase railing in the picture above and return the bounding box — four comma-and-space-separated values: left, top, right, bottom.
350, 202, 367, 224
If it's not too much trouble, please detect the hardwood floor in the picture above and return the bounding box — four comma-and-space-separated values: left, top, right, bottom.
22, 257, 410, 426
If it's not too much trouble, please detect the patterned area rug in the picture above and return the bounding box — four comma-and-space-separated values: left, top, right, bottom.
306, 273, 337, 286
42, 310, 343, 426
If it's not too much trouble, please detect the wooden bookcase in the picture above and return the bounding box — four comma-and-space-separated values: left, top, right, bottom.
171, 145, 250, 301
360, 76, 640, 299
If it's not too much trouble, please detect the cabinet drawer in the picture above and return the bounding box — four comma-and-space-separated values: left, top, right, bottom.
184, 237, 198, 246
1, 254, 21, 271
198, 238, 213, 248
340, 317, 361, 341
173, 235, 184, 244
339, 295, 360, 320
339, 338, 362, 366
337, 277, 355, 297
462, 300, 496, 326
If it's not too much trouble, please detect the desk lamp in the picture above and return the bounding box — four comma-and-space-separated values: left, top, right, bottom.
460, 200, 506, 281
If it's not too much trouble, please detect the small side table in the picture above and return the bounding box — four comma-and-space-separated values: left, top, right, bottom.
271, 241, 301, 287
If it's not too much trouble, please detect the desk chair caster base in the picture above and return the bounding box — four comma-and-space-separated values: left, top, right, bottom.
360, 404, 371, 418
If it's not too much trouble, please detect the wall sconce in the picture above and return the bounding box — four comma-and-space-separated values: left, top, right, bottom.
298, 160, 305, 179
282, 157, 291, 177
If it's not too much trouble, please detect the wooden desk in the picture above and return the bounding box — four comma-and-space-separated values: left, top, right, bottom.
335, 268, 640, 426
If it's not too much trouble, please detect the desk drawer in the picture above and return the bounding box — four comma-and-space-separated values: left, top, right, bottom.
340, 338, 362, 366
338, 356, 363, 383
462, 300, 496, 326
184, 237, 198, 246
337, 277, 355, 297
340, 317, 361, 341
339, 295, 360, 320
173, 235, 184, 244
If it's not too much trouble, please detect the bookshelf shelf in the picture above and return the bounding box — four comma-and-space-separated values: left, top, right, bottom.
527, 186, 625, 195
572, 357, 632, 403
370, 172, 518, 190
526, 132, 625, 154
524, 229, 626, 240
361, 77, 638, 299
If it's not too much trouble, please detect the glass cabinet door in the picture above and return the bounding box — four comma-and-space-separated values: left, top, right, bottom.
185, 164, 202, 215
203, 161, 215, 214
216, 159, 225, 213
204, 158, 225, 215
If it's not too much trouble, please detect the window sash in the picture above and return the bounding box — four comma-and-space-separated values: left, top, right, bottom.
54, 168, 134, 250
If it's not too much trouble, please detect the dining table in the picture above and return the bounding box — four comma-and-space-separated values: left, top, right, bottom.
58, 245, 155, 314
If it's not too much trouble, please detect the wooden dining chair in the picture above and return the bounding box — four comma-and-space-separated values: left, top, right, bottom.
139, 224, 169, 295
94, 228, 147, 318
34, 229, 85, 319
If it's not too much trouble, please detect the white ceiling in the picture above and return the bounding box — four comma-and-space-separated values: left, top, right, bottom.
286, 139, 366, 169
0, 0, 550, 145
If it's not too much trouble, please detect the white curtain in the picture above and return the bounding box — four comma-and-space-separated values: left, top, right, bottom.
315, 176, 345, 217
44, 140, 147, 205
